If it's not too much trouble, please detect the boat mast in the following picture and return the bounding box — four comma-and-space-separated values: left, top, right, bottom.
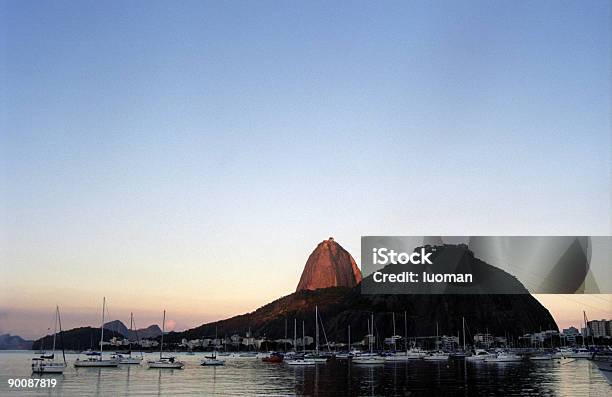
436, 321, 439, 351
302, 320, 305, 352
57, 306, 66, 365
284, 319, 287, 352
160, 310, 165, 360
404, 311, 408, 355
348, 325, 351, 352
129, 312, 133, 358
315, 306, 319, 355
392, 312, 396, 351
213, 326, 218, 357
369, 313, 374, 354
293, 319, 297, 352
462, 317, 466, 351
100, 297, 105, 360
52, 305, 58, 355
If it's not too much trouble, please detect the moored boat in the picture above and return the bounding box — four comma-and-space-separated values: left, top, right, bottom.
148, 310, 184, 369
423, 351, 450, 361
111, 353, 141, 364
286, 358, 316, 365
565, 347, 592, 359
466, 349, 495, 362
353, 354, 385, 364
32, 306, 67, 374
262, 352, 284, 363
483, 352, 522, 363
201, 353, 225, 366
74, 298, 119, 368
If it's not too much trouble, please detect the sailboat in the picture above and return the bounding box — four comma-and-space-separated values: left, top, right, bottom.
74, 297, 119, 367
353, 313, 384, 364
111, 313, 142, 364
450, 317, 468, 358
286, 317, 316, 365
148, 310, 184, 369
304, 306, 329, 363
32, 306, 67, 374
201, 326, 225, 366
385, 311, 412, 361
483, 351, 522, 362
423, 322, 449, 361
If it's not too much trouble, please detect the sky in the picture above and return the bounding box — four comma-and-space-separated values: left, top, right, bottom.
0, 1, 610, 339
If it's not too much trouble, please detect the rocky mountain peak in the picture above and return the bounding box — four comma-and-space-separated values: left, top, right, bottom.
296, 237, 362, 292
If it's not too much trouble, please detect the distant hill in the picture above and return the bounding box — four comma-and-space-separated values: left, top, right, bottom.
32, 322, 162, 351
168, 243, 557, 344
31, 327, 125, 351
0, 334, 33, 350
103, 320, 161, 339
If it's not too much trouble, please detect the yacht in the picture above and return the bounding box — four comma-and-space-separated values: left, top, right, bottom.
423, 351, 450, 361
307, 306, 329, 363
201, 326, 225, 366
148, 310, 184, 369
74, 298, 119, 368
352, 314, 384, 365
483, 352, 522, 362
422, 322, 448, 361
353, 353, 385, 364
32, 306, 67, 374
201, 352, 225, 366
201, 332, 225, 367
552, 348, 571, 359
565, 347, 592, 359
111, 313, 142, 364
111, 353, 141, 364
465, 349, 495, 362
286, 356, 316, 365
262, 352, 284, 363
384, 352, 411, 362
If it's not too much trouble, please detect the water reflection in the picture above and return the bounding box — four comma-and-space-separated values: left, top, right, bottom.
0, 352, 610, 396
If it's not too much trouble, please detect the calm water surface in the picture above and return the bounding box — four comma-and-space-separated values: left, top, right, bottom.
0, 351, 610, 396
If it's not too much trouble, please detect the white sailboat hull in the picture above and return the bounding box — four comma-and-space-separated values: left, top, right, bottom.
423, 354, 449, 361
484, 355, 522, 363
466, 354, 495, 361
118, 357, 142, 364
286, 359, 316, 365
32, 362, 66, 374
353, 356, 385, 364
148, 361, 184, 369
74, 359, 119, 367
384, 354, 411, 361
201, 358, 225, 366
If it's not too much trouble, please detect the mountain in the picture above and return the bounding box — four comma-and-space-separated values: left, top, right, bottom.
296, 237, 362, 292
171, 243, 557, 344
31, 327, 124, 351
103, 320, 162, 339
137, 324, 163, 339
0, 334, 33, 350
31, 322, 162, 351
103, 320, 130, 337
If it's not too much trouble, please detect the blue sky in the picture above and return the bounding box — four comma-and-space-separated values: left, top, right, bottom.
1, 1, 610, 337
